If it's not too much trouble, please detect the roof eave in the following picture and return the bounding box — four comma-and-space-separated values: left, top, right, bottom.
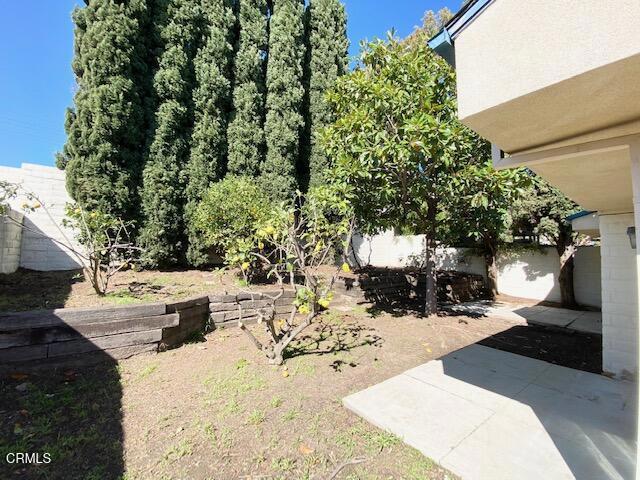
427, 0, 495, 67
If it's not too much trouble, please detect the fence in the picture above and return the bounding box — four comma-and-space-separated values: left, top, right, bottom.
0, 163, 82, 271
352, 232, 601, 308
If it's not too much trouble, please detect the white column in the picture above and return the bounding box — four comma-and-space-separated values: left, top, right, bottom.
629, 138, 640, 480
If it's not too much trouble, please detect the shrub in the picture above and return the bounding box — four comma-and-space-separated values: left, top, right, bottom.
237, 186, 355, 365
193, 176, 274, 278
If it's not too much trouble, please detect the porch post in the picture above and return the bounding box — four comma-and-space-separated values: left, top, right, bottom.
629, 138, 640, 480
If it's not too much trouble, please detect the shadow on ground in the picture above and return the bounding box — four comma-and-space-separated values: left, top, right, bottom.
0, 359, 123, 479
286, 315, 384, 368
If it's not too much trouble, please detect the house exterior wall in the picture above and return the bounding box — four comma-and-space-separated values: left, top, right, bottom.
0, 210, 24, 274
454, 0, 640, 153
0, 163, 82, 271
352, 232, 602, 308
599, 213, 638, 378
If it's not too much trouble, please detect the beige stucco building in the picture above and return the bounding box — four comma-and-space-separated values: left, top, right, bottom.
430, 0, 640, 379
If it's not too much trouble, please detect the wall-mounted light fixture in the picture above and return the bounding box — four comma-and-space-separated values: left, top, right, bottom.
626, 226, 636, 249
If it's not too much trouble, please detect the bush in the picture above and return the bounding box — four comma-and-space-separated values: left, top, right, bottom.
193, 176, 274, 277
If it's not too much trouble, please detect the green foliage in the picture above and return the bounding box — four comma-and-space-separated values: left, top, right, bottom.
511, 173, 581, 246
404, 7, 453, 47
255, 185, 353, 311
442, 161, 530, 249
64, 0, 151, 221
261, 0, 306, 202
303, 0, 349, 189
322, 36, 463, 236
63, 204, 140, 295
227, 0, 269, 177
185, 0, 236, 266
194, 176, 274, 273
139, 0, 204, 267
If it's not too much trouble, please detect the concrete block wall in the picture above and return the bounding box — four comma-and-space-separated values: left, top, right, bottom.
353, 231, 602, 308
0, 163, 82, 271
0, 210, 24, 273
599, 213, 638, 378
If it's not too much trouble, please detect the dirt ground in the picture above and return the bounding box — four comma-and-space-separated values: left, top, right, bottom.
0, 268, 254, 312
0, 297, 601, 480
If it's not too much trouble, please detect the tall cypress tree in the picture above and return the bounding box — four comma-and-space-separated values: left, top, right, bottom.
304, 0, 348, 189
226, 0, 268, 177
185, 0, 235, 266
64, 0, 150, 220
139, 0, 203, 267
261, 0, 306, 202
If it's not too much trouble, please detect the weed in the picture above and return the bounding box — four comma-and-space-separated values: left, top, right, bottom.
163, 439, 193, 463
246, 409, 266, 425
137, 363, 158, 380
282, 408, 299, 421
269, 396, 283, 408
271, 457, 296, 472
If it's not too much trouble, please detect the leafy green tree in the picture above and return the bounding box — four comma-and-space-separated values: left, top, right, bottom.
194, 176, 274, 280
139, 0, 203, 267
261, 0, 306, 202
404, 7, 453, 47
302, 0, 348, 189
442, 161, 529, 299
322, 37, 467, 315
511, 175, 582, 308
64, 0, 151, 221
227, 0, 269, 177
185, 0, 236, 266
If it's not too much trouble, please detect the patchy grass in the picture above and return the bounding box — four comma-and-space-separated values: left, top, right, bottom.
0, 306, 483, 479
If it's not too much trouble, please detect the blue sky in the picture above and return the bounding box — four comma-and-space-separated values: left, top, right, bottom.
0, 0, 459, 168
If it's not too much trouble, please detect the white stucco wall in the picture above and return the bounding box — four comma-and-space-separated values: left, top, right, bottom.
599, 213, 638, 378
0, 163, 82, 271
455, 0, 640, 152
353, 231, 602, 308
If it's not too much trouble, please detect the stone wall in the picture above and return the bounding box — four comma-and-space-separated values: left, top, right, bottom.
0, 210, 24, 274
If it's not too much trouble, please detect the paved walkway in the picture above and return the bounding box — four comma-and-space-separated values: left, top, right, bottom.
446, 301, 602, 335
344, 344, 636, 480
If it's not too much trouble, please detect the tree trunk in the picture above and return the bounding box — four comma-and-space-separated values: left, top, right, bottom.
484, 251, 498, 300
558, 244, 577, 308
423, 198, 438, 316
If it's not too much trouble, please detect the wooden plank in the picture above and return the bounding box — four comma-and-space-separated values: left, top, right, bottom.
0, 303, 166, 331
48, 329, 163, 358
166, 296, 209, 313
208, 294, 237, 303
75, 314, 178, 338
0, 314, 179, 349
0, 344, 48, 363
210, 302, 240, 313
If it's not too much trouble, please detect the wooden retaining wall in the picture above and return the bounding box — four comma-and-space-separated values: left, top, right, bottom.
335, 268, 487, 304
0, 290, 297, 367
209, 290, 296, 329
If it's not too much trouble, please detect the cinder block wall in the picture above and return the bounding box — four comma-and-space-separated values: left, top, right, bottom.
600, 213, 638, 378
0, 210, 24, 273
353, 231, 602, 308
0, 163, 82, 271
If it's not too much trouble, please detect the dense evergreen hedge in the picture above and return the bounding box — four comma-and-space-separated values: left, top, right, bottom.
62, 0, 348, 267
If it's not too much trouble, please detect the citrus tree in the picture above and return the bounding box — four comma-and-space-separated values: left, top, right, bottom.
0, 181, 140, 296
237, 185, 355, 365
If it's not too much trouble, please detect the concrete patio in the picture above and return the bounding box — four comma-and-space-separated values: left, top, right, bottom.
446, 301, 602, 335
343, 344, 636, 480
